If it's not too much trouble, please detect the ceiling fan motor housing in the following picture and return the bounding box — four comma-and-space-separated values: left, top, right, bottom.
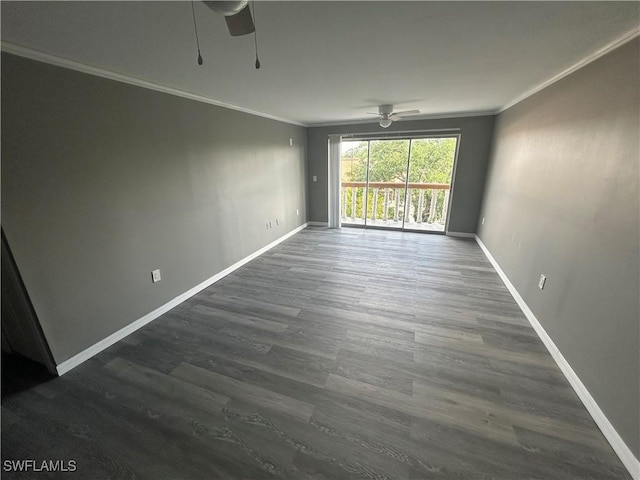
379, 104, 394, 115
203, 1, 248, 16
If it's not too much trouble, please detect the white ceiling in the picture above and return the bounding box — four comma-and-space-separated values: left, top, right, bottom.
2, 1, 639, 126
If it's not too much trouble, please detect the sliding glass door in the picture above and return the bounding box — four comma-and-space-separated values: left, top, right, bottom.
340, 135, 458, 232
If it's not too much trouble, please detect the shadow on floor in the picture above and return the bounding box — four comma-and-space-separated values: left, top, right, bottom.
2, 352, 56, 399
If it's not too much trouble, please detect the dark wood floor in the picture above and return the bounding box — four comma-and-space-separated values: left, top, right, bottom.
1, 227, 630, 479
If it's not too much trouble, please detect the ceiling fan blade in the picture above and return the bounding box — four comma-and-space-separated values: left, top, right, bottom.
225, 4, 255, 36
393, 110, 421, 117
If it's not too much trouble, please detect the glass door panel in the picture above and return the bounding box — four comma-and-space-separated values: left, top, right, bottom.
340, 141, 368, 226
365, 139, 410, 229
404, 137, 457, 232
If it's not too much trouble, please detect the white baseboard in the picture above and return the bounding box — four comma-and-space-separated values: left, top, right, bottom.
307, 221, 328, 227
475, 235, 640, 480
446, 231, 475, 238
55, 223, 309, 376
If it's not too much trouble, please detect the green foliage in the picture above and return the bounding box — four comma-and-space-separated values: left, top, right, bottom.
342, 138, 456, 184
341, 187, 364, 219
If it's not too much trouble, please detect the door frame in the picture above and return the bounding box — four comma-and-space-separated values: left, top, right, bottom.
334, 130, 461, 234
1, 230, 57, 374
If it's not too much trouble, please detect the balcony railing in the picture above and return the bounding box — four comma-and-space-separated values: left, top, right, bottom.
341, 182, 450, 231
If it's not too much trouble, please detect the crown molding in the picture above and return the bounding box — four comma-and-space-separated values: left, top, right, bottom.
499, 27, 640, 114
0, 42, 308, 128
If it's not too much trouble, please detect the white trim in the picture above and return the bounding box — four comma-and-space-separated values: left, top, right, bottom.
443, 134, 462, 235
1, 42, 307, 128
446, 231, 475, 238
307, 221, 328, 227
499, 27, 640, 113
475, 235, 640, 479
55, 223, 309, 375
309, 110, 495, 128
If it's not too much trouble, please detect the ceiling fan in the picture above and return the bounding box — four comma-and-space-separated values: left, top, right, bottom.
369, 104, 420, 128
203, 1, 255, 36
192, 1, 261, 68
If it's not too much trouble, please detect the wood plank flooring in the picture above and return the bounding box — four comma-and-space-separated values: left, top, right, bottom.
1, 227, 631, 479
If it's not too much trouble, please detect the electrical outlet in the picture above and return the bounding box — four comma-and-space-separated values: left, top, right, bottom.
312, 175, 317, 182
296, 209, 299, 216
482, 217, 485, 225
151, 269, 161, 283
289, 138, 293, 146
538, 274, 546, 290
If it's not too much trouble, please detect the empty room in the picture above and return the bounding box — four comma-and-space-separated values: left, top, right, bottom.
1, 1, 638, 479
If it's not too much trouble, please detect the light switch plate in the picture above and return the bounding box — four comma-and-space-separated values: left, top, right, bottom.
152, 269, 161, 283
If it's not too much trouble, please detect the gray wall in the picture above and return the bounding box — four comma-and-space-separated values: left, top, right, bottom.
478, 38, 639, 457
307, 116, 495, 233
2, 53, 307, 365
